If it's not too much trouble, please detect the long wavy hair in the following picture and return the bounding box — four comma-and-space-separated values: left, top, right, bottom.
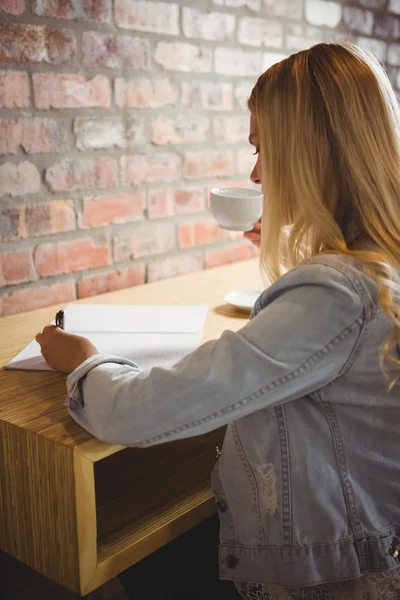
248, 42, 400, 389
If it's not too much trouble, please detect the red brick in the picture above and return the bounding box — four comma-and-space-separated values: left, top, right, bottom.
22, 201, 76, 238
205, 244, 255, 269
77, 266, 145, 299
0, 250, 33, 286
74, 116, 146, 151
0, 162, 41, 197
214, 116, 249, 143
184, 151, 234, 180
148, 187, 204, 219
82, 31, 149, 69
238, 17, 283, 48
113, 224, 175, 262
34, 238, 111, 277
34, 0, 111, 21
215, 47, 262, 76
151, 116, 209, 144
0, 118, 65, 155
343, 7, 374, 35
0, 208, 21, 241
0, 0, 24, 15
120, 154, 181, 185
155, 42, 212, 73
182, 7, 235, 41
115, 77, 177, 108
114, 0, 179, 34
33, 73, 110, 109
0, 71, 29, 108
181, 81, 233, 110
45, 157, 118, 192
178, 220, 227, 249
213, 0, 260, 9
375, 14, 400, 39
237, 148, 257, 175
147, 254, 203, 282
80, 193, 144, 228
264, 0, 303, 19
0, 24, 76, 64
0, 280, 75, 317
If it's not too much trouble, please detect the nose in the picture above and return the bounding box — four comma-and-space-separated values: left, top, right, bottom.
250, 157, 261, 185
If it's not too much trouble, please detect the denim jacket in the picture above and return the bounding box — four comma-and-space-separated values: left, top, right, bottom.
66, 254, 400, 587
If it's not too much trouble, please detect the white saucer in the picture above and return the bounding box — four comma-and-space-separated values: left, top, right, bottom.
224, 290, 262, 311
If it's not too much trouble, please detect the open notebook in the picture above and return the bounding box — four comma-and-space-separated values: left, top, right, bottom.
5, 304, 209, 372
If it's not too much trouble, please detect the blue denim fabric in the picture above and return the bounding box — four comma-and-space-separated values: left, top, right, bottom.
66, 254, 400, 587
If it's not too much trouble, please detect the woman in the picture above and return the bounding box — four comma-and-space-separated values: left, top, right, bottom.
37, 43, 400, 599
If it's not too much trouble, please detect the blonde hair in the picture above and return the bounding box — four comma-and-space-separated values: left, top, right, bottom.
248, 42, 400, 389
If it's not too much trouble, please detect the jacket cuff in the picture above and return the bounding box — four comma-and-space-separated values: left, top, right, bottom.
65, 354, 140, 409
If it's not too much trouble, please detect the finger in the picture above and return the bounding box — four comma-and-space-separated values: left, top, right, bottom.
35, 324, 58, 344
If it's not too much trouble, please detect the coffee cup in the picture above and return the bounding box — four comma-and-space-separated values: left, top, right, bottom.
209, 187, 263, 232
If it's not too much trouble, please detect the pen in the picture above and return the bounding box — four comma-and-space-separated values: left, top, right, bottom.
55, 310, 65, 330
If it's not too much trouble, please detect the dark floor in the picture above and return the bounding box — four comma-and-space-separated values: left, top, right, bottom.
0, 551, 129, 600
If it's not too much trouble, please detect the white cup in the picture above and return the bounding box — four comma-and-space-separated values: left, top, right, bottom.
209, 187, 263, 232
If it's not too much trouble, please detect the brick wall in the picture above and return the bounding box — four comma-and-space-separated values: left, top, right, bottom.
0, 0, 399, 316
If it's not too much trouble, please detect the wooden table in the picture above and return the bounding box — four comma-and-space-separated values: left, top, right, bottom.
0, 258, 263, 596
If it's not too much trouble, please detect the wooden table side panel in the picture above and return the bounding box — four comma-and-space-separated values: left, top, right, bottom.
0, 421, 80, 592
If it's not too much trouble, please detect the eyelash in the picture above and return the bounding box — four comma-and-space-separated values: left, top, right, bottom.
253, 149, 259, 156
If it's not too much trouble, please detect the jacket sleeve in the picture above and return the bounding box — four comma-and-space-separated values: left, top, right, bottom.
66, 262, 365, 447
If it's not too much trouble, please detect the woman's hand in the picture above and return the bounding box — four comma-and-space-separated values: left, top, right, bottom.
35, 326, 99, 374
243, 219, 261, 248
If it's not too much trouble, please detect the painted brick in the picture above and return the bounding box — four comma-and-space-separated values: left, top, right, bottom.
178, 220, 227, 249
263, 52, 288, 70
0, 118, 65, 155
77, 266, 145, 299
397, 69, 400, 89
115, 0, 179, 34
205, 244, 254, 268
343, 7, 374, 35
0, 161, 41, 197
181, 81, 233, 110
360, 0, 386, 7
34, 238, 111, 277
356, 37, 387, 61
375, 15, 400, 39
238, 17, 284, 48
235, 82, 254, 110
80, 193, 144, 228
115, 77, 177, 108
389, 0, 400, 15
285, 35, 323, 50
0, 24, 76, 63
114, 224, 175, 262
34, 0, 111, 21
74, 117, 146, 150
147, 254, 203, 282
0, 250, 33, 286
148, 188, 204, 219
0, 0, 24, 15
155, 42, 212, 73
215, 48, 262, 76
388, 44, 400, 65
0, 281, 75, 317
214, 116, 249, 143
184, 151, 234, 180
213, 0, 260, 8
151, 116, 209, 144
237, 148, 257, 175
305, 1, 342, 28
182, 8, 235, 41
120, 154, 181, 185
82, 32, 149, 69
0, 71, 29, 108
33, 74, 110, 109
45, 158, 118, 192
264, 0, 303, 19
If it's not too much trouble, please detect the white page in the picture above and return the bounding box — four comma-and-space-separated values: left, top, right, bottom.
5, 305, 208, 372
61, 304, 208, 333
